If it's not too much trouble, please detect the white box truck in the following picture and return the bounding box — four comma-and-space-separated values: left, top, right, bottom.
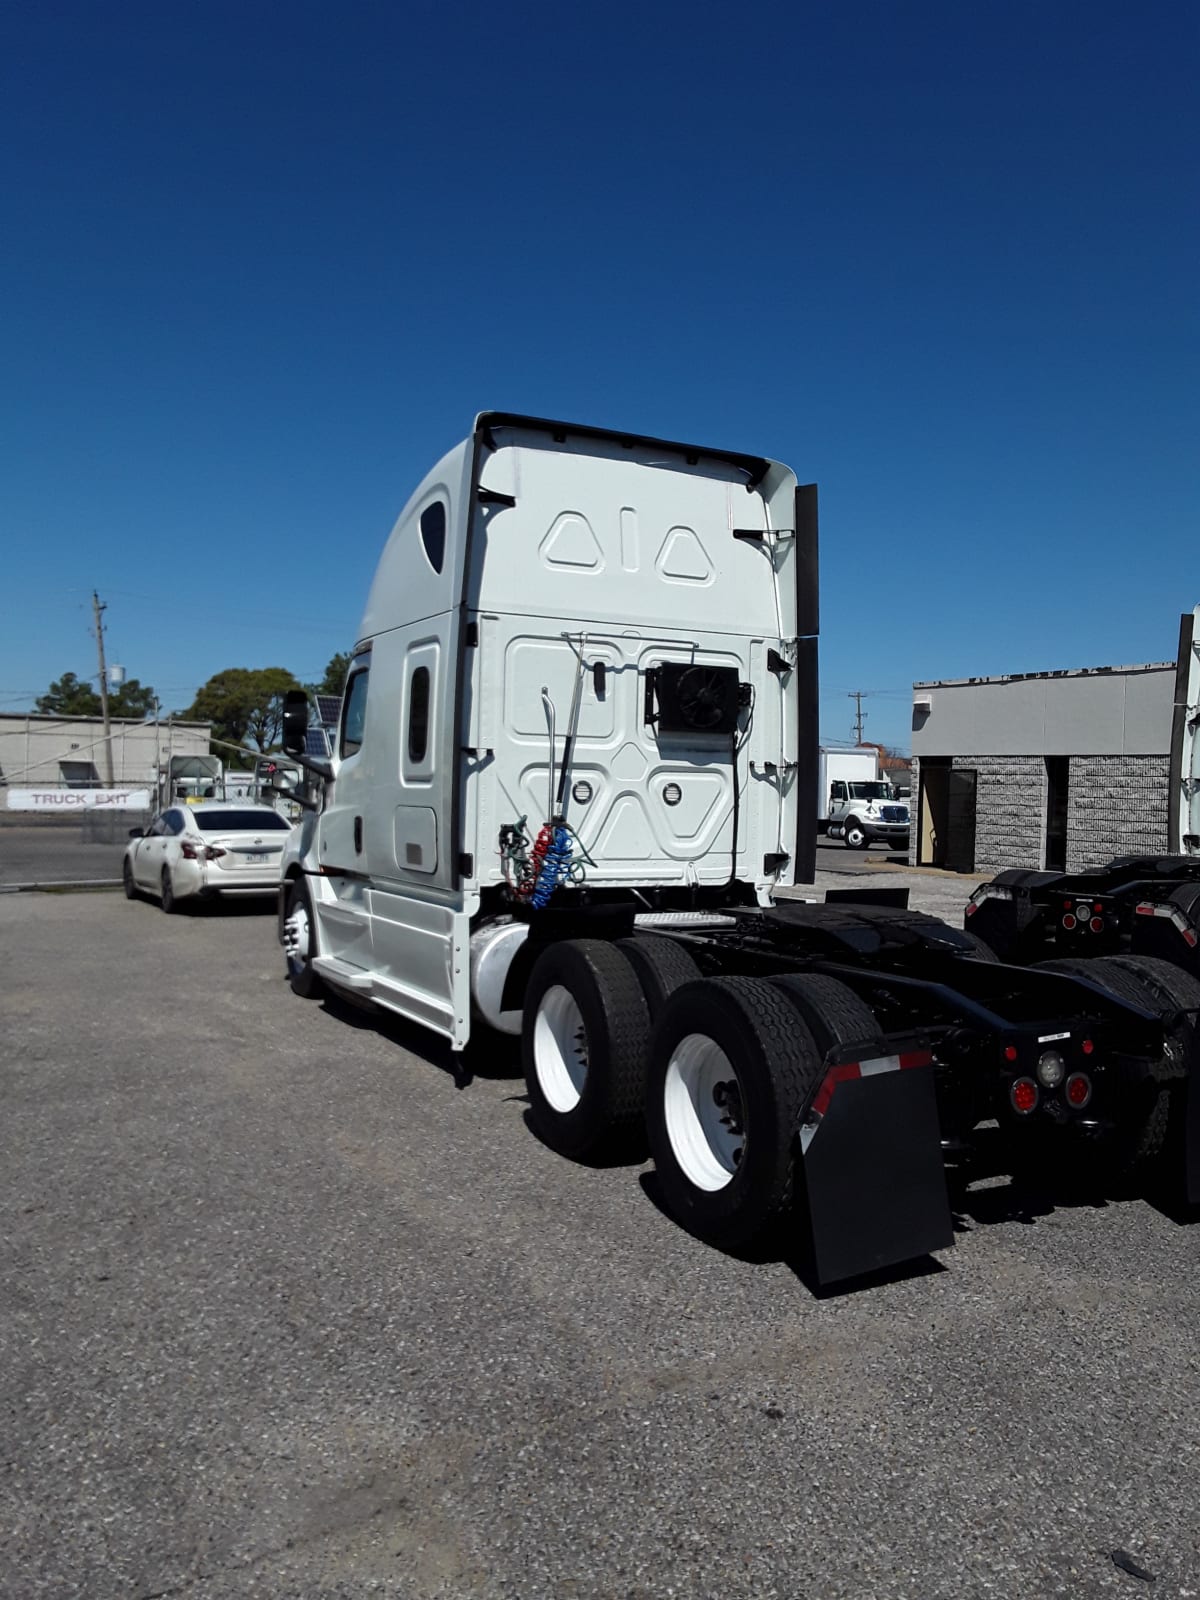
270, 413, 1200, 1285
817, 747, 909, 849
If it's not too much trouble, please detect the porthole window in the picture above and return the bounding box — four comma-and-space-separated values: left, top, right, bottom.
419, 502, 447, 574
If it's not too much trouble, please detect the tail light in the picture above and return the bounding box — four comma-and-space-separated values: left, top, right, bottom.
1062, 913, 1077, 930
1089, 917, 1104, 932
180, 840, 224, 861
1010, 1078, 1039, 1114
1065, 1073, 1092, 1109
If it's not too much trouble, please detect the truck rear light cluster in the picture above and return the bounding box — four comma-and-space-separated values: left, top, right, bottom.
1065, 1073, 1092, 1108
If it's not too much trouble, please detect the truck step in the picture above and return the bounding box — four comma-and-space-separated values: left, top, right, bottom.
311, 955, 374, 992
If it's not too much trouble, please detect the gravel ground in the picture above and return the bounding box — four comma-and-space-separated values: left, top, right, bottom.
2, 892, 1199, 1598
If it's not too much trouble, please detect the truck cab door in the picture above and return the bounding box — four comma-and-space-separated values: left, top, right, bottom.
314, 655, 373, 967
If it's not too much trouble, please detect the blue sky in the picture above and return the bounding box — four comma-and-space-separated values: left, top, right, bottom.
1, 0, 1195, 753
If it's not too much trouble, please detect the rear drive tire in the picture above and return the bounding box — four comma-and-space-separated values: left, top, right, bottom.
957, 930, 1001, 962
647, 977, 822, 1251
767, 973, 880, 1055
522, 939, 651, 1159
615, 934, 702, 1020
284, 878, 324, 999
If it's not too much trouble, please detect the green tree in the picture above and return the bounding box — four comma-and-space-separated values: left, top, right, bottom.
184, 667, 302, 764
317, 652, 350, 696
110, 677, 157, 718
36, 672, 101, 716
36, 672, 157, 719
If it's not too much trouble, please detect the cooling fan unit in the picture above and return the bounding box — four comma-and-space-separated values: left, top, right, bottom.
645, 662, 742, 736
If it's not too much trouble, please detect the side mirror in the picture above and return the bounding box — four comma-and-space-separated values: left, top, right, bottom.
281, 689, 309, 757
128, 827, 144, 838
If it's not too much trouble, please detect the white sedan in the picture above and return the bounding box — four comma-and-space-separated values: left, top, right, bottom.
124, 802, 295, 911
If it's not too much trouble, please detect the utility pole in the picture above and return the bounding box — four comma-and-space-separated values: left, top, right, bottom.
92, 590, 114, 789
848, 690, 868, 746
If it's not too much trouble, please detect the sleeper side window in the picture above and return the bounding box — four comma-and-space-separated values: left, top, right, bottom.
419, 502, 447, 575
341, 668, 370, 759
408, 667, 430, 764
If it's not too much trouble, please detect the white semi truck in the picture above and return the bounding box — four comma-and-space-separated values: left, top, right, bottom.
271, 414, 1200, 1284
818, 746, 910, 849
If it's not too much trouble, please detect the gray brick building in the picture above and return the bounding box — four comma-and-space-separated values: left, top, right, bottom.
909, 662, 1177, 874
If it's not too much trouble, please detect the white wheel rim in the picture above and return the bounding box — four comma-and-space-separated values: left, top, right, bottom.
534, 986, 589, 1113
285, 902, 311, 967
663, 1034, 746, 1191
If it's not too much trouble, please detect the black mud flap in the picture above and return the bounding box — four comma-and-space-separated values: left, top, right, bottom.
798, 1059, 953, 1286
1187, 1059, 1200, 1208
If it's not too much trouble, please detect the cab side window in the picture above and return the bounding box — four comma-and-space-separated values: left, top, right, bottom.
341, 668, 370, 759
831, 781, 846, 801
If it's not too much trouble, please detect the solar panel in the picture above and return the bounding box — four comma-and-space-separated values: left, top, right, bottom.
315, 694, 342, 728
305, 728, 331, 758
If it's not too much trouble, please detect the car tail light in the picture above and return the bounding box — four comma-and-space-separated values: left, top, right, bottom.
1062, 913, 1077, 930
1010, 1078, 1038, 1114
1081, 1038, 1094, 1055
1089, 917, 1103, 932
205, 846, 226, 860
1065, 1073, 1092, 1109
1003, 1044, 1019, 1063
180, 840, 200, 859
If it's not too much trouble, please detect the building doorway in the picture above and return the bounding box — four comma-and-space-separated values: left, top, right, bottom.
919, 760, 977, 871
1045, 757, 1069, 870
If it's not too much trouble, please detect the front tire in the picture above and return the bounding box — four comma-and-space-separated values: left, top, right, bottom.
522, 940, 651, 1159
284, 878, 324, 999
843, 819, 868, 849
647, 977, 822, 1251
123, 859, 138, 900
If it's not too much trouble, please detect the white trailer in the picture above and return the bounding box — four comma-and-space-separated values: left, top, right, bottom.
272, 414, 1200, 1285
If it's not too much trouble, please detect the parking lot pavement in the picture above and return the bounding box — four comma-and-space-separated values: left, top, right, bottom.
4, 893, 1200, 1599
0, 824, 126, 885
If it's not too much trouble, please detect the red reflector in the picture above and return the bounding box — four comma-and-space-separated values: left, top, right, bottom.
1011, 1078, 1038, 1114
1066, 1073, 1092, 1108
1081, 1038, 1094, 1055
1186, 930, 1199, 948
1003, 1045, 1019, 1062
1062, 914, 1077, 930
811, 1060, 862, 1117
1135, 904, 1155, 916
1090, 918, 1103, 933
965, 902, 977, 917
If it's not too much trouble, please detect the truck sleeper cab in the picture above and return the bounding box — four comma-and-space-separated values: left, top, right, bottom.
277, 414, 1200, 1289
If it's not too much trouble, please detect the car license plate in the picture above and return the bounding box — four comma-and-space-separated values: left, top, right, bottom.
244, 852, 268, 864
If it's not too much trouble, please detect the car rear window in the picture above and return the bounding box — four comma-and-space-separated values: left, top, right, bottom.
193, 810, 292, 832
